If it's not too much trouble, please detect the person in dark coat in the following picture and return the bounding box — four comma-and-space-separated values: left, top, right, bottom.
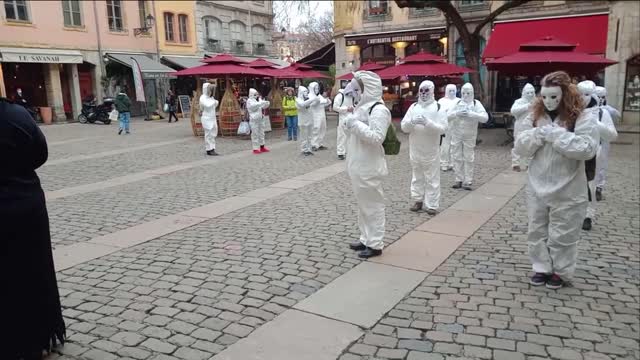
166, 89, 178, 123
0, 97, 66, 359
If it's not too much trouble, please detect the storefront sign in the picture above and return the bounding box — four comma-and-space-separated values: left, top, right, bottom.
142, 72, 176, 79
0, 51, 83, 64
346, 28, 446, 47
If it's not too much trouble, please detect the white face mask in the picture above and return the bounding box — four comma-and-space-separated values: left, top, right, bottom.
541, 86, 562, 112
597, 95, 605, 106
522, 88, 535, 101
349, 78, 362, 105
418, 86, 433, 103
17, 89, 22, 96
579, 91, 592, 107
303, 90, 309, 100
461, 89, 473, 103
446, 87, 456, 99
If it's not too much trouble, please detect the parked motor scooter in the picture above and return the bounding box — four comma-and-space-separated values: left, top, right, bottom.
78, 96, 114, 124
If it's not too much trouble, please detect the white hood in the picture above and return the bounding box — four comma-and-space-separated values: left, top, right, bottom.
577, 80, 597, 107
522, 83, 535, 102
445, 84, 457, 100
308, 82, 320, 97
346, 70, 383, 110
418, 80, 435, 104
249, 88, 259, 100
461, 83, 474, 103
297, 86, 309, 100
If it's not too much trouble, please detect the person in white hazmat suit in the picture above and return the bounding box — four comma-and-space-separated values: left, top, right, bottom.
246, 88, 271, 154
296, 86, 318, 156
333, 88, 355, 160
437, 84, 459, 171
594, 86, 620, 201
448, 83, 488, 190
342, 70, 391, 259
401, 80, 448, 215
308, 82, 330, 151
510, 83, 536, 171
515, 71, 599, 289
577, 81, 617, 231
199, 82, 219, 156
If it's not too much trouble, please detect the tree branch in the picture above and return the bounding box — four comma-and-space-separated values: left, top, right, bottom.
472, 0, 532, 36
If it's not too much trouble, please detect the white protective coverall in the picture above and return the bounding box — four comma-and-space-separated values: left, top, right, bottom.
515, 87, 599, 280
510, 83, 536, 169
333, 89, 354, 157
296, 86, 317, 154
199, 83, 219, 152
594, 86, 620, 190
246, 88, 270, 151
578, 81, 618, 221
401, 80, 448, 210
308, 82, 330, 149
437, 84, 459, 171
447, 83, 488, 186
343, 71, 391, 251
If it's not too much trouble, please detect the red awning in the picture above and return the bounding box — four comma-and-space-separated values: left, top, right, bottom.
376, 62, 473, 80
482, 14, 608, 61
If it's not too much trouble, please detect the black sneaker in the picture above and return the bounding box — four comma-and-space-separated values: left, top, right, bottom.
312, 146, 318, 152
410, 202, 423, 212
426, 208, 437, 216
349, 241, 366, 251
118, 129, 123, 135
338, 155, 345, 160
530, 273, 549, 286
452, 182, 462, 189
358, 247, 382, 259
546, 274, 564, 289
582, 218, 592, 231
595, 187, 603, 201
318, 145, 328, 150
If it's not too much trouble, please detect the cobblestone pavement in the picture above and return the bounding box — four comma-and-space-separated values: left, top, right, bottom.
40, 119, 639, 360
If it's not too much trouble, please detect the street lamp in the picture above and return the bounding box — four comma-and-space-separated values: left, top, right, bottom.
134, 14, 155, 36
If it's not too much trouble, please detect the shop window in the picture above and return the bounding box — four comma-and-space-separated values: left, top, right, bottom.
361, 44, 395, 62
164, 12, 175, 42
106, 0, 123, 31
178, 14, 189, 43
4, 0, 30, 22
624, 54, 640, 112
203, 16, 222, 52
406, 40, 444, 57
62, 0, 82, 27
368, 0, 388, 16
456, 38, 486, 84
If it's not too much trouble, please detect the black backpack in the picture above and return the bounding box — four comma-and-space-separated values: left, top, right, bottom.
368, 102, 401, 155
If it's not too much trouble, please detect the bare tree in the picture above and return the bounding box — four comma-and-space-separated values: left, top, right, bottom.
296, 5, 334, 57
273, 0, 309, 32
395, 0, 530, 102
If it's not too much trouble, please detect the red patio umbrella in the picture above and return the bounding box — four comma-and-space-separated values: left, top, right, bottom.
337, 61, 387, 80
376, 51, 473, 80
484, 36, 617, 75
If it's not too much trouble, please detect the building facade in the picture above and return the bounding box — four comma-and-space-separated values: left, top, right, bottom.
195, 0, 274, 58
273, 30, 306, 62
334, 0, 638, 121
0, 0, 174, 121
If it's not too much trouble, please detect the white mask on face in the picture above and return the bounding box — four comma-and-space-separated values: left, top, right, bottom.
595, 86, 606, 106
577, 80, 596, 107
445, 84, 457, 99
461, 83, 474, 103
522, 83, 535, 102
418, 81, 435, 103
303, 89, 309, 100
540, 86, 562, 112
347, 77, 362, 105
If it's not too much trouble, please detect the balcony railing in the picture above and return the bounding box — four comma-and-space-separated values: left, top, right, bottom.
205, 39, 221, 53
232, 41, 247, 55
253, 44, 267, 56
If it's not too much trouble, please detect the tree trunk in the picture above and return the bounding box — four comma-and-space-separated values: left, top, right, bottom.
463, 34, 484, 103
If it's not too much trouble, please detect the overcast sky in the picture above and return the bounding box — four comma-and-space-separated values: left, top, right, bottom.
287, 1, 333, 30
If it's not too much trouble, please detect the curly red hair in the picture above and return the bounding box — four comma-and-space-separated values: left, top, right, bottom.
532, 71, 584, 130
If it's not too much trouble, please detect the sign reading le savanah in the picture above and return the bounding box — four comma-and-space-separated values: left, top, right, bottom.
0, 50, 83, 64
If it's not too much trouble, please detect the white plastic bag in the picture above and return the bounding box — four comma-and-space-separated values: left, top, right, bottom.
163, 103, 169, 112
109, 109, 119, 121
263, 115, 272, 132
238, 121, 251, 135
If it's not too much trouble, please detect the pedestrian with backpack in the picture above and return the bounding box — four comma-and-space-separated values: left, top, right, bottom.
401, 80, 448, 215
342, 71, 391, 259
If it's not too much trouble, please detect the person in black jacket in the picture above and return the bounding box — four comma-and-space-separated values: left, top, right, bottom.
166, 89, 178, 123
0, 97, 66, 359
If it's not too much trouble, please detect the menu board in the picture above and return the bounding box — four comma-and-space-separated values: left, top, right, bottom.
178, 95, 191, 119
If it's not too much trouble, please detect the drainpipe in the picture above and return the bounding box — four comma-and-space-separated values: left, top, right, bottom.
151, 0, 163, 112
93, 0, 105, 101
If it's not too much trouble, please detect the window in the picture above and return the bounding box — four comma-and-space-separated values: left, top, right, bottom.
62, 0, 82, 27
204, 17, 221, 51
164, 12, 174, 42
138, 0, 147, 28
230, 21, 245, 41
368, 0, 388, 15
460, 0, 484, 4
361, 44, 395, 62
178, 14, 188, 43
106, 0, 123, 31
4, 0, 30, 22
252, 25, 266, 54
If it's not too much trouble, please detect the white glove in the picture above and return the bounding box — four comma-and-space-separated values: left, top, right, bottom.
345, 114, 358, 129
545, 126, 566, 143
411, 115, 426, 125
459, 109, 469, 117
535, 125, 552, 144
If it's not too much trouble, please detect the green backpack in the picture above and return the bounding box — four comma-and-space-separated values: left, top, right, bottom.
369, 102, 401, 155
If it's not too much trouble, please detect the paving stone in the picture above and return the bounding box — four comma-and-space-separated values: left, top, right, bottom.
398, 339, 433, 352
350, 343, 377, 356
140, 338, 177, 354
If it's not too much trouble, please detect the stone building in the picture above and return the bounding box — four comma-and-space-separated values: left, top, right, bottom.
334, 0, 638, 123
273, 30, 306, 62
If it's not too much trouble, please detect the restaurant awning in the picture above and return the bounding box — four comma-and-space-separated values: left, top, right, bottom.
482, 13, 608, 62
0, 47, 83, 64
162, 55, 290, 70
107, 53, 176, 78
298, 43, 335, 71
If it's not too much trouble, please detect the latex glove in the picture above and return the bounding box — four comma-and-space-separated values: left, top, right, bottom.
344, 114, 359, 129
459, 109, 469, 117
545, 126, 566, 143
534, 125, 551, 144
411, 115, 426, 125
